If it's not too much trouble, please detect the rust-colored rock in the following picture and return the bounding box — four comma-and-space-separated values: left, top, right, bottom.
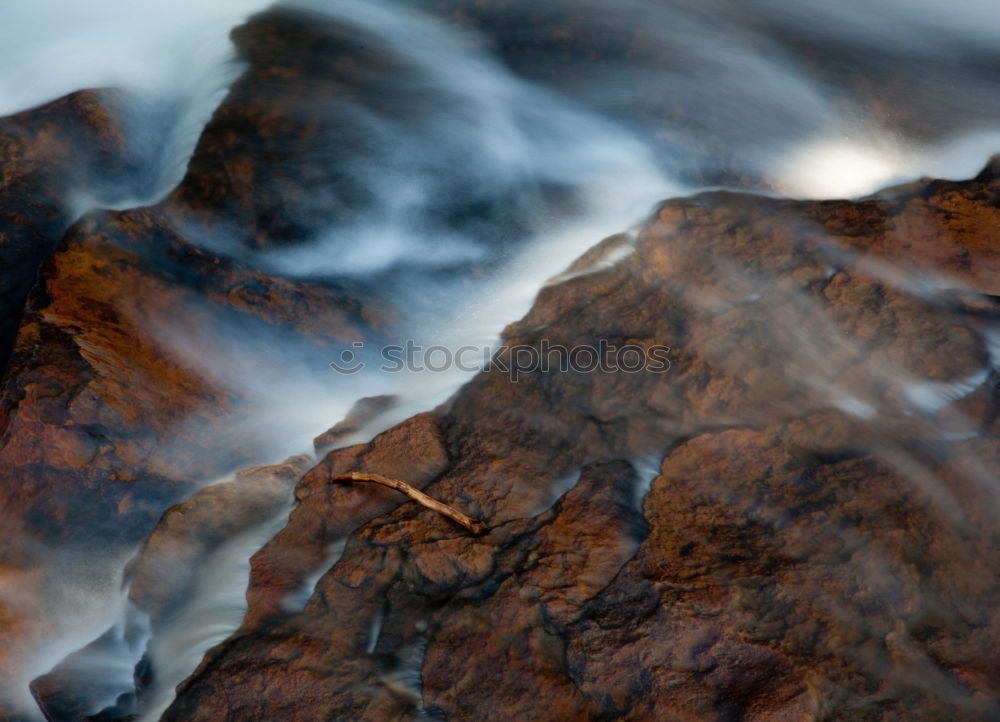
164, 161, 1000, 721
245, 412, 451, 628
567, 419, 1000, 720
0, 90, 128, 375
6, 6, 1000, 721
0, 10, 395, 713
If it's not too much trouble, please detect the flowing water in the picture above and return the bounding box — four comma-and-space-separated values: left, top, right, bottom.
3, 0, 1000, 719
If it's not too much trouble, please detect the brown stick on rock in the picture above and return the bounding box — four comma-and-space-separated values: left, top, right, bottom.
332, 472, 488, 535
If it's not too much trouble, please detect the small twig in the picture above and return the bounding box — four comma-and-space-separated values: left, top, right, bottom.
332, 472, 488, 536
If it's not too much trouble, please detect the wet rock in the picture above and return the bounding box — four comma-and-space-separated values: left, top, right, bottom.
0, 90, 128, 376
28, 456, 313, 721
568, 422, 1000, 720
126, 455, 313, 621
0, 11, 393, 711
164, 460, 643, 721
166, 7, 546, 256
6, 6, 1000, 719
246, 412, 450, 628
0, 211, 368, 558
166, 160, 1000, 720
28, 604, 150, 722
313, 395, 398, 456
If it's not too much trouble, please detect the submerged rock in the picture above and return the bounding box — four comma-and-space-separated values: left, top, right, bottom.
313, 395, 399, 456
29, 455, 312, 722
126, 455, 313, 621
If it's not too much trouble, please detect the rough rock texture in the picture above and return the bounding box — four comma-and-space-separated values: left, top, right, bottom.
563, 419, 1000, 721
6, 5, 1000, 721
163, 161, 1000, 721
0, 203, 371, 714
164, 9, 370, 250
0, 3, 409, 561
247, 412, 452, 628
0, 91, 129, 375
0, 11, 395, 714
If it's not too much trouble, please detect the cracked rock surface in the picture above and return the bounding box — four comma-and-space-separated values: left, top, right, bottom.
163, 162, 1000, 720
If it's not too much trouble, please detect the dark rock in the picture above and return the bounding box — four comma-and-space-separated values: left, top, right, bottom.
0, 10, 392, 707
126, 455, 313, 621
0, 91, 128, 376
164, 162, 1000, 719
313, 395, 398, 455
29, 456, 313, 721
246, 412, 450, 628
6, 4, 1000, 720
